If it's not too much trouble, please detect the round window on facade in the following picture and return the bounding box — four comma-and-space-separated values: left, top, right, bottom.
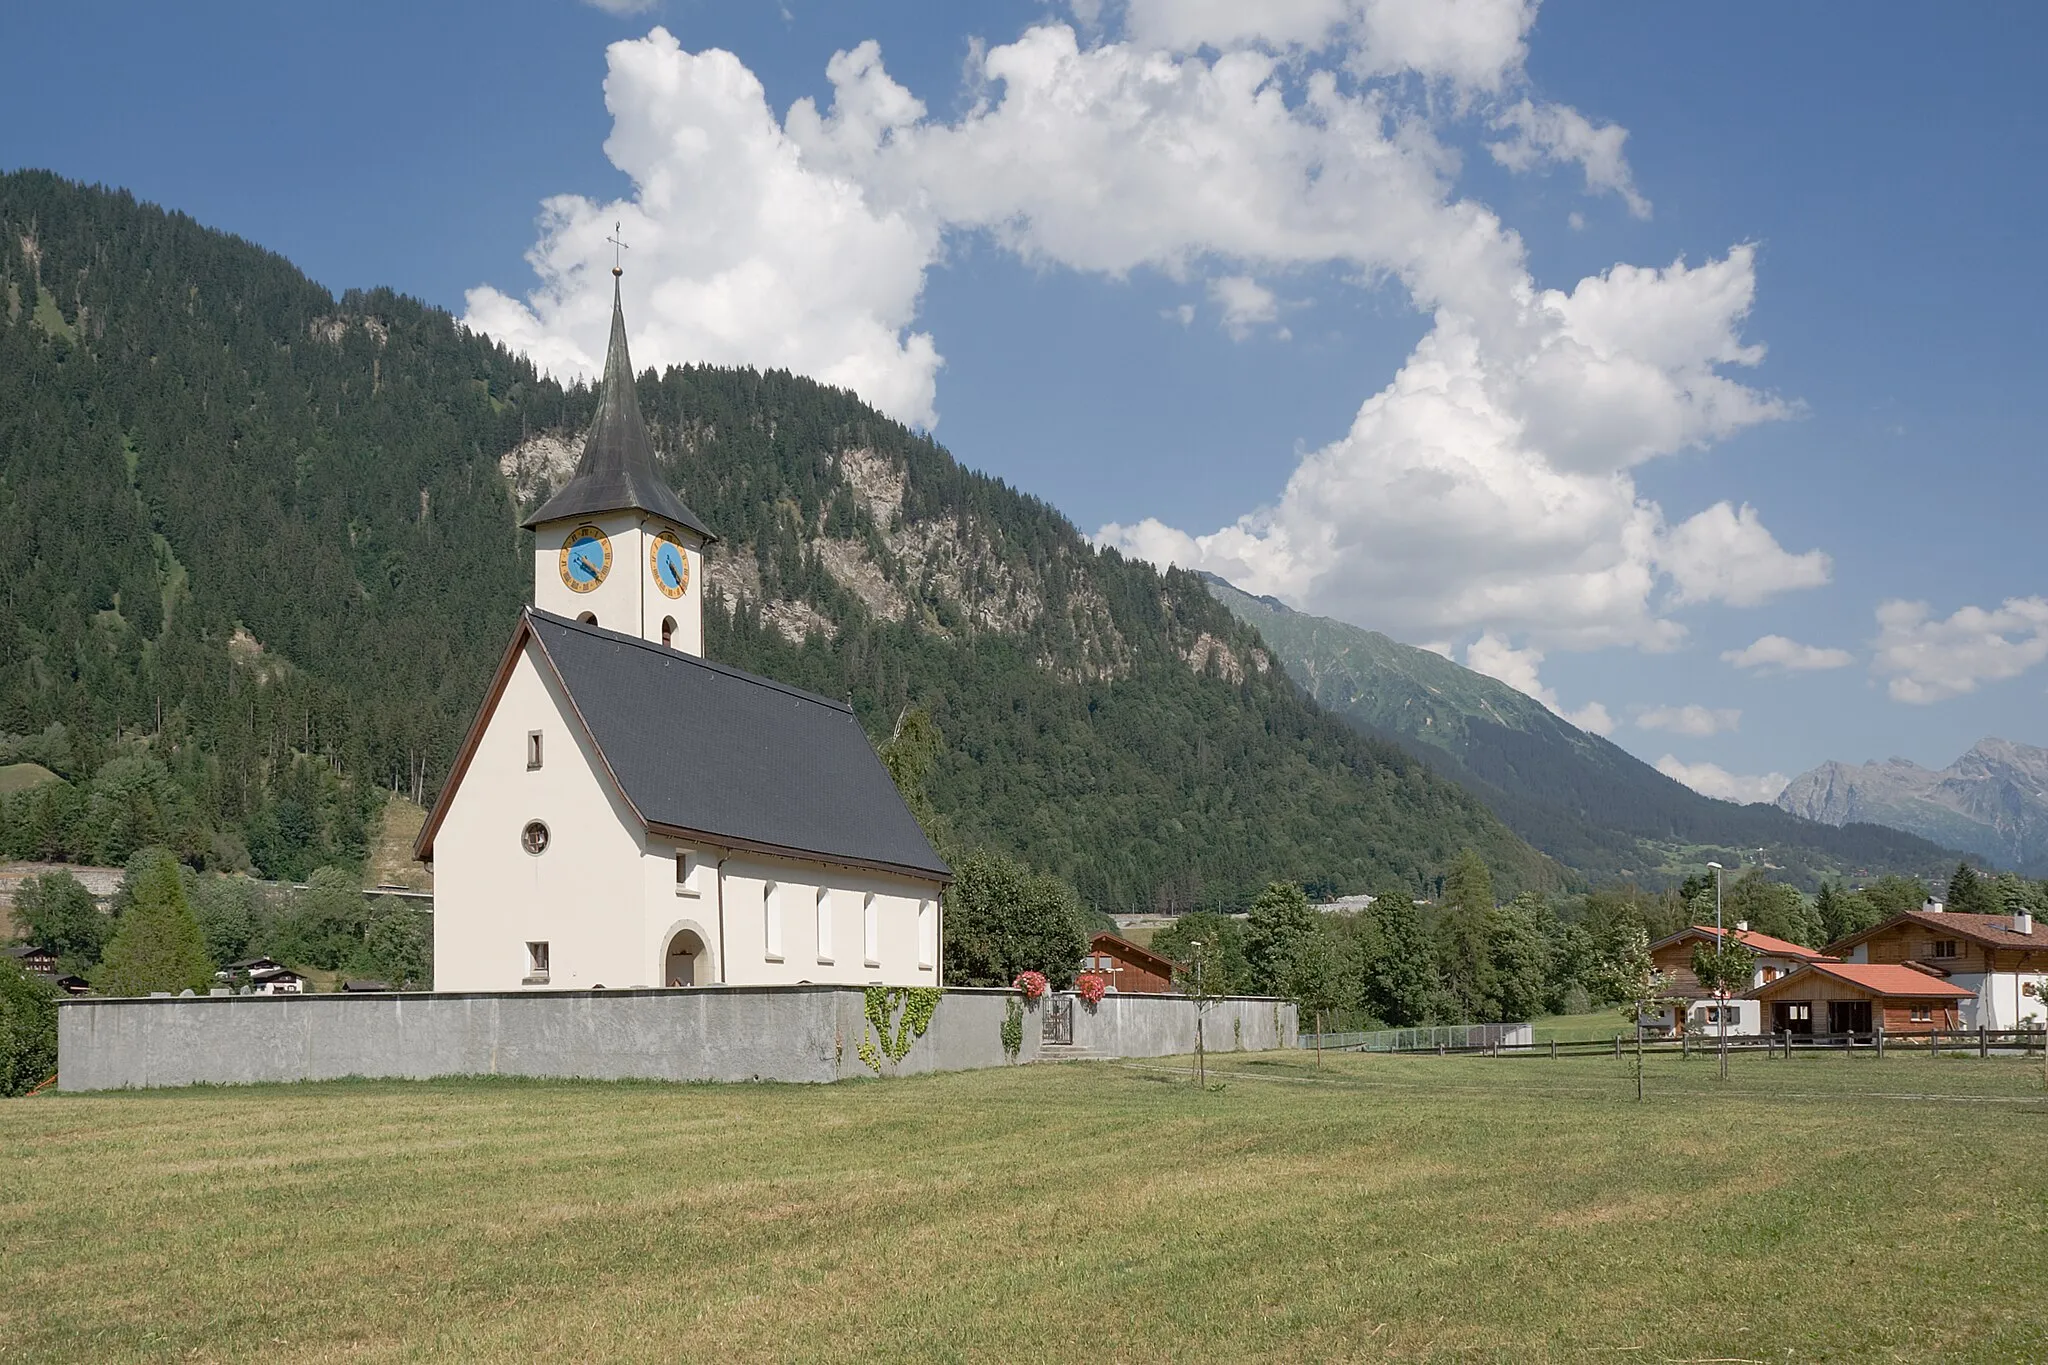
521, 820, 551, 856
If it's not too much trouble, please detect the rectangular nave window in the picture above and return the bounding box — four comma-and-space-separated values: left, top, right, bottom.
863, 893, 879, 966
764, 882, 783, 961
816, 887, 834, 964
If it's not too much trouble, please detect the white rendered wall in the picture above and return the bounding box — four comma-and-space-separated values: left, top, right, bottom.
529, 511, 705, 655
711, 852, 940, 989
432, 644, 652, 991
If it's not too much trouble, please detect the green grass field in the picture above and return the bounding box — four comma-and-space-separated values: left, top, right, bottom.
4, 1050, 2046, 1362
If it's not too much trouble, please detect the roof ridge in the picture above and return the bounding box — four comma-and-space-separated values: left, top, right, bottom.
527, 608, 854, 715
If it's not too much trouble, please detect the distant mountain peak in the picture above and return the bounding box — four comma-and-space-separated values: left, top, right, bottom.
1778, 738, 2048, 873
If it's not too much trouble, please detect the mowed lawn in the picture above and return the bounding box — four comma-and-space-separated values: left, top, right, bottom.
5, 1051, 2048, 1362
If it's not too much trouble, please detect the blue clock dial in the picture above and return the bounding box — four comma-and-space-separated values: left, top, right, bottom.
650, 529, 690, 599
558, 525, 613, 593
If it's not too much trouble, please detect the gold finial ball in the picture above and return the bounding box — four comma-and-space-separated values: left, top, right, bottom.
612, 266, 622, 278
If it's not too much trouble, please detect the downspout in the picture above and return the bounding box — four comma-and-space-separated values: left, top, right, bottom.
715, 852, 730, 984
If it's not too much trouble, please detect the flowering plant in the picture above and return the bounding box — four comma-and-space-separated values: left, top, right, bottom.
1012, 970, 1050, 1001
1076, 973, 1108, 1005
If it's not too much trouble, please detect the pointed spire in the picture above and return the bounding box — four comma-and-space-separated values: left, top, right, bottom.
521, 279, 714, 539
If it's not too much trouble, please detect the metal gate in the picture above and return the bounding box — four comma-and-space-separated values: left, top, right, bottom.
1043, 994, 1074, 1045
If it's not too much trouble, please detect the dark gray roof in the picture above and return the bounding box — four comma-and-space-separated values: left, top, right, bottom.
528, 610, 949, 880
521, 280, 715, 541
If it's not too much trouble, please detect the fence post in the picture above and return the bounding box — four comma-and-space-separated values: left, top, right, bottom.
1980, 1026, 1989, 1059
1550, 1040, 1557, 1059
1876, 1022, 1885, 1059
1681, 1033, 1689, 1060
1614, 1033, 1622, 1060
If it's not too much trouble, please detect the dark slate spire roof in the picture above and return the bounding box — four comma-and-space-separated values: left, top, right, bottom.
521, 280, 715, 540
511, 610, 949, 880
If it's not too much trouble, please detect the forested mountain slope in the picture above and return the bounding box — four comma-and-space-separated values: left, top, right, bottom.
0, 171, 1557, 911
1205, 578, 1962, 890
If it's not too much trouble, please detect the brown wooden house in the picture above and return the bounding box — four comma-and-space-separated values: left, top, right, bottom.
1746, 961, 1974, 1035
1647, 925, 1835, 1033
1822, 909, 2048, 1030
1081, 933, 1179, 995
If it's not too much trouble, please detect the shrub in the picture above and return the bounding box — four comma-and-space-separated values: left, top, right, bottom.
0, 961, 58, 1096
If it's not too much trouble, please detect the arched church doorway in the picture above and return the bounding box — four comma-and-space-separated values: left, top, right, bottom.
665, 929, 707, 987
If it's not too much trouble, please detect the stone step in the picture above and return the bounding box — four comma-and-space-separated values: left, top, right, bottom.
1035, 1044, 1107, 1062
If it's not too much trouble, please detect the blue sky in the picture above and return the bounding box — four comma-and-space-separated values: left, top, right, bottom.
4, 1, 2043, 797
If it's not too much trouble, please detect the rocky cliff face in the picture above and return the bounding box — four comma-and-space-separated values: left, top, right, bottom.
1777, 739, 2048, 872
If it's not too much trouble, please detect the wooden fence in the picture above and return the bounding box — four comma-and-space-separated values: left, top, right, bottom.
1335, 1026, 2048, 1059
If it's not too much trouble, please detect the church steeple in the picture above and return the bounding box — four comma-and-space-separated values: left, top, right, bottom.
523, 276, 712, 657
520, 279, 713, 540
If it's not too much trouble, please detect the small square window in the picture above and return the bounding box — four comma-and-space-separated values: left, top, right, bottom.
1933, 939, 1958, 960
526, 941, 550, 983
527, 731, 543, 770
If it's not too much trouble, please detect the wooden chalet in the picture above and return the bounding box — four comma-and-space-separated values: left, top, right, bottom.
1647, 925, 1835, 1034
3, 944, 59, 974
1822, 908, 2048, 1030
1746, 961, 1974, 1035
1081, 932, 1179, 995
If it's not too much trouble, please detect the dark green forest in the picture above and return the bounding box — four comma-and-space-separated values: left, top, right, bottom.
0, 171, 1555, 912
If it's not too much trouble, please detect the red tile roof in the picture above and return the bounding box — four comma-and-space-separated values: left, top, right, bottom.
1750, 961, 1976, 1000
1659, 925, 1833, 960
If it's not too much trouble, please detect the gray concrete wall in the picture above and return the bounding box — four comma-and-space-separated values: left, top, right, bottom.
1070, 993, 1296, 1058
57, 984, 1062, 1091
57, 985, 1283, 1091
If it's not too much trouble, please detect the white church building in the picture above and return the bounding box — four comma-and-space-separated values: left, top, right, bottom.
416, 279, 950, 992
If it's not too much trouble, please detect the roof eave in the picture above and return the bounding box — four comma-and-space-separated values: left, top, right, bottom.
644, 820, 951, 885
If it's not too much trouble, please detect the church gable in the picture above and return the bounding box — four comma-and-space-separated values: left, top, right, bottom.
419, 609, 948, 884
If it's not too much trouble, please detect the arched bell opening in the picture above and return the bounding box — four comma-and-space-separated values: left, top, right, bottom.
661, 616, 677, 648
577, 611, 597, 626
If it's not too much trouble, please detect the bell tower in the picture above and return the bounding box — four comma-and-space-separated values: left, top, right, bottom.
523, 270, 714, 655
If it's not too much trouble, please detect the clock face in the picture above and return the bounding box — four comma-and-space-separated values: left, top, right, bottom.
650, 529, 690, 600
558, 525, 612, 593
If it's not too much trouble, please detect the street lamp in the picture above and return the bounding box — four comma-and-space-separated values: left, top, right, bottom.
1706, 860, 1728, 1079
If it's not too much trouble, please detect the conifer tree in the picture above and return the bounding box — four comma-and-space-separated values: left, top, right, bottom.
96, 849, 214, 996
1947, 862, 1997, 916
1436, 849, 1495, 1016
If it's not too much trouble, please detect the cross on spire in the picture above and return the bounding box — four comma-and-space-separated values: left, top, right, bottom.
607, 221, 629, 278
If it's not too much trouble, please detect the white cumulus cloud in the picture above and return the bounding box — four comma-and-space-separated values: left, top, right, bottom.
463, 32, 944, 427
1655, 756, 1789, 805
1871, 596, 2048, 704
1488, 98, 1650, 218
1721, 634, 1855, 673
1658, 501, 1830, 607
1636, 704, 1741, 737
1209, 275, 1285, 340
